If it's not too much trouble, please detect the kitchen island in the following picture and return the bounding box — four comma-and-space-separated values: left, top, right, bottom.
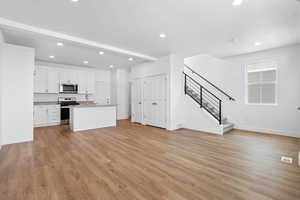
70, 104, 117, 132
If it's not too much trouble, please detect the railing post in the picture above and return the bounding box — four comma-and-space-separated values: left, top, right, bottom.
219, 100, 222, 125
184, 74, 187, 94
200, 86, 203, 107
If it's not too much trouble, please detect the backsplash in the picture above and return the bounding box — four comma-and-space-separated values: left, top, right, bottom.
34, 93, 95, 102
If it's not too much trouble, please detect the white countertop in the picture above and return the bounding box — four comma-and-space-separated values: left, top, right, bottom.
70, 104, 117, 108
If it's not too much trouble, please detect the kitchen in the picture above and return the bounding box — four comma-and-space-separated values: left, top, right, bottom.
33, 61, 117, 131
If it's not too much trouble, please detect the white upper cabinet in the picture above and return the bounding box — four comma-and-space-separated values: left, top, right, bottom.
34, 65, 96, 94
34, 66, 49, 93
77, 70, 95, 94
59, 68, 77, 84
47, 68, 59, 93
87, 71, 95, 94
77, 70, 88, 94
34, 66, 59, 93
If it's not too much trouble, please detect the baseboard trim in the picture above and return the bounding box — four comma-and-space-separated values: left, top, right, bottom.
3, 137, 33, 146
181, 126, 222, 135
234, 125, 299, 138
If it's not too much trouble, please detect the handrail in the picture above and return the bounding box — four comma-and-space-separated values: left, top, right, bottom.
184, 72, 223, 124
184, 72, 221, 102
184, 64, 235, 101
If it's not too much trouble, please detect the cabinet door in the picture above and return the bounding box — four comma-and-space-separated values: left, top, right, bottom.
34, 66, 48, 93
34, 106, 48, 126
77, 70, 88, 94
87, 71, 95, 94
47, 105, 60, 123
95, 81, 111, 104
47, 68, 59, 93
59, 69, 77, 84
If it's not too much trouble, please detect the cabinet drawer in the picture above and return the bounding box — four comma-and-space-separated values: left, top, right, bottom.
47, 105, 60, 110
48, 109, 60, 114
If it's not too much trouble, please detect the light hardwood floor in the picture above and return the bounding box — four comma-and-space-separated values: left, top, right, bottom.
0, 120, 299, 200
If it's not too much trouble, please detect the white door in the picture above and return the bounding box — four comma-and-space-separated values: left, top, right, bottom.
143, 75, 166, 128
34, 66, 48, 93
132, 79, 143, 123
153, 75, 166, 128
47, 68, 59, 93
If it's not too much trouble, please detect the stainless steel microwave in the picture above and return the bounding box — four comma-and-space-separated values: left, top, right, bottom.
59, 84, 78, 94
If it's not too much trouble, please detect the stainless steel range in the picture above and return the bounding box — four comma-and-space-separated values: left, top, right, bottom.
58, 97, 80, 124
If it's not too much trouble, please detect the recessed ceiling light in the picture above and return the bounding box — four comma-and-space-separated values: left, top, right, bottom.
57, 42, 64, 47
128, 57, 133, 61
83, 61, 89, 64
232, 0, 243, 6
109, 65, 114, 68
255, 42, 261, 46
49, 55, 55, 59
159, 33, 166, 38
71, 0, 79, 2
99, 51, 104, 55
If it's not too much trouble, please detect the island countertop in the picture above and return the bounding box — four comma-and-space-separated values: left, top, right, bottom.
70, 104, 117, 108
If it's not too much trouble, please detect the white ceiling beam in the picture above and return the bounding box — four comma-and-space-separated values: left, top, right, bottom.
0, 17, 158, 61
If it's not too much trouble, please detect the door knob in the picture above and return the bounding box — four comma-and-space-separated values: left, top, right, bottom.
152, 102, 157, 105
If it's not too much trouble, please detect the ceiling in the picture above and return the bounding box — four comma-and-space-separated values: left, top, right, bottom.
0, 0, 299, 67
2, 29, 145, 69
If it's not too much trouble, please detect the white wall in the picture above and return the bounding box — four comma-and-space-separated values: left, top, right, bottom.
169, 54, 186, 130
0, 29, 4, 148
185, 44, 300, 138
131, 57, 170, 79
0, 29, 4, 43
0, 44, 35, 145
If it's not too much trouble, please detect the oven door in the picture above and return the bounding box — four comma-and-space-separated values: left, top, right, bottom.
61, 107, 70, 124
60, 84, 78, 94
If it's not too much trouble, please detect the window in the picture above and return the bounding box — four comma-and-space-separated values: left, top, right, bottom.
246, 65, 277, 105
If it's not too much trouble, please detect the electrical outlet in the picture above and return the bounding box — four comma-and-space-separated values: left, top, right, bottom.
281, 156, 293, 164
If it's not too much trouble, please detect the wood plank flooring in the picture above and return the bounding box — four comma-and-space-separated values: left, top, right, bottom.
0, 120, 299, 200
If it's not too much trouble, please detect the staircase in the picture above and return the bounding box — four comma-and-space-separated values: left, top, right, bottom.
184, 65, 235, 134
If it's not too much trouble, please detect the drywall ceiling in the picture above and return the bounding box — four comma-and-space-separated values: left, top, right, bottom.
0, 0, 299, 60
2, 29, 145, 69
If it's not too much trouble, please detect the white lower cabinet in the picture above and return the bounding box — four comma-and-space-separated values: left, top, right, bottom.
34, 105, 60, 127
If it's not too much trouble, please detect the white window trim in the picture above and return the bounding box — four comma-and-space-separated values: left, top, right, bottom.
245, 63, 278, 106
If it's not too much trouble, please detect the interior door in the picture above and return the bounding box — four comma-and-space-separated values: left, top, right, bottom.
132, 79, 142, 123
153, 75, 166, 128
143, 75, 166, 128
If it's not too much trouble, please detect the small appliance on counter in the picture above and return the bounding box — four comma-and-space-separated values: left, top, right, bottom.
58, 97, 80, 124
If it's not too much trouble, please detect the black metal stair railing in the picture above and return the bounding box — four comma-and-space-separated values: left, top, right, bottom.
184, 64, 235, 101
184, 72, 223, 124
